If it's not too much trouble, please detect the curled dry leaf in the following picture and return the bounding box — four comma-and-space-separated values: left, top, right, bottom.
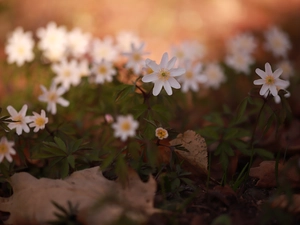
170, 130, 208, 177
0, 166, 158, 225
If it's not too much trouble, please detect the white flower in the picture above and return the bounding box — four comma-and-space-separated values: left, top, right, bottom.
276, 60, 294, 80
52, 59, 82, 90
91, 59, 116, 84
178, 61, 207, 92
90, 36, 118, 63
155, 127, 168, 140
123, 42, 149, 74
202, 63, 226, 89
67, 28, 91, 58
254, 62, 289, 97
142, 52, 185, 96
227, 33, 257, 55
38, 83, 69, 115
171, 41, 205, 65
0, 137, 16, 163
78, 59, 91, 77
225, 51, 254, 74
29, 110, 49, 132
5, 27, 34, 66
116, 31, 141, 52
7, 104, 31, 135
112, 115, 139, 141
36, 22, 68, 62
264, 26, 291, 58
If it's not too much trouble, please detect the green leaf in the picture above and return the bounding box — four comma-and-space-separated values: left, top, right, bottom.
203, 112, 224, 126
60, 158, 70, 178
234, 97, 248, 124
198, 126, 220, 140
254, 148, 274, 159
54, 137, 67, 153
67, 155, 75, 169
115, 84, 134, 102
171, 178, 180, 190
223, 128, 239, 140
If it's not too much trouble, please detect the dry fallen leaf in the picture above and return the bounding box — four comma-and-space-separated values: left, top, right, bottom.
0, 166, 158, 225
249, 159, 300, 188
170, 130, 208, 177
271, 194, 300, 213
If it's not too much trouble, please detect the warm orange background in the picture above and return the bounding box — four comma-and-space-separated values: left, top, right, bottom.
0, 0, 300, 61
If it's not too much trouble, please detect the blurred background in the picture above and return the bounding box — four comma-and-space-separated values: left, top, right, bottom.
0, 0, 300, 61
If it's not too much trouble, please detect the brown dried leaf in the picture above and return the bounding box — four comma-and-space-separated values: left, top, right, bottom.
271, 194, 300, 213
170, 130, 208, 176
249, 159, 300, 188
0, 166, 158, 225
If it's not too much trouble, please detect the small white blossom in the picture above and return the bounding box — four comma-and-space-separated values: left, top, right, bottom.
38, 83, 69, 115
155, 127, 168, 140
90, 36, 118, 63
91, 59, 116, 84
0, 137, 16, 163
52, 59, 82, 90
227, 33, 257, 55
112, 115, 139, 141
171, 41, 205, 65
123, 42, 149, 74
116, 31, 141, 52
78, 59, 91, 77
202, 63, 226, 89
29, 110, 49, 132
264, 26, 291, 58
225, 51, 254, 74
67, 28, 91, 58
254, 62, 289, 97
276, 60, 294, 80
178, 61, 207, 92
5, 27, 34, 66
36, 22, 68, 62
142, 52, 185, 96
7, 104, 31, 135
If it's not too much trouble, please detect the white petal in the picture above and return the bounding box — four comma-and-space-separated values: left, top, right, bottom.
259, 85, 269, 96
273, 68, 283, 78
269, 85, 278, 96
160, 52, 168, 68
168, 77, 181, 89
253, 79, 265, 85
265, 63, 272, 74
163, 81, 173, 95
255, 69, 266, 78
20, 104, 28, 116
7, 106, 17, 117
167, 57, 176, 70
170, 68, 186, 77
57, 97, 69, 107
153, 82, 163, 96
147, 60, 160, 71
142, 73, 158, 83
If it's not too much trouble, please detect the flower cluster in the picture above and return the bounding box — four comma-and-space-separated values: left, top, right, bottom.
1, 21, 294, 166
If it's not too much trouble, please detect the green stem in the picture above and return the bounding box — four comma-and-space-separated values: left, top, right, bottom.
248, 96, 267, 175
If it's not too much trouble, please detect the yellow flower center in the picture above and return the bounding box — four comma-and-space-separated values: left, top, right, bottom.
64, 70, 71, 77
121, 121, 131, 131
273, 38, 283, 49
158, 69, 170, 81
35, 117, 46, 127
48, 92, 58, 102
265, 75, 275, 85
18, 47, 24, 55
0, 143, 8, 154
98, 66, 107, 74
185, 71, 193, 79
13, 115, 23, 125
133, 53, 141, 61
